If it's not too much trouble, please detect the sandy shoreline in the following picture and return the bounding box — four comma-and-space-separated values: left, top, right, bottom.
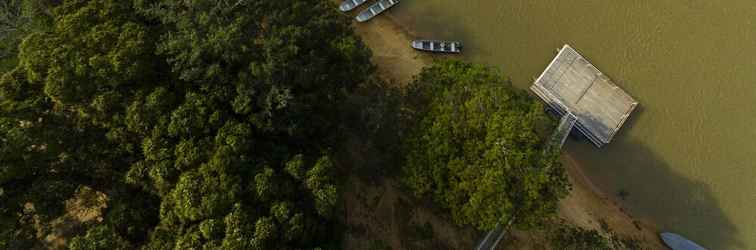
345, 6, 666, 249
559, 153, 666, 249
350, 14, 431, 86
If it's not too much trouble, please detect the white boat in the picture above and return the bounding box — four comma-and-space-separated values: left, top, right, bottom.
355, 0, 400, 22
339, 0, 369, 12
661, 232, 707, 250
411, 40, 463, 53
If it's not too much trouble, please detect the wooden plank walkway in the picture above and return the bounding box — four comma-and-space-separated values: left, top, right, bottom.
531, 44, 638, 147
552, 112, 578, 148
475, 218, 515, 250
475, 223, 504, 250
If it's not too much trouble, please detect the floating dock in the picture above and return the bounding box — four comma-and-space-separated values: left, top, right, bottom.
531, 44, 638, 147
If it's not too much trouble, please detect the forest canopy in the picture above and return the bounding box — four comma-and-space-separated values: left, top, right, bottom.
0, 0, 372, 248
1, 0, 576, 249
401, 60, 570, 230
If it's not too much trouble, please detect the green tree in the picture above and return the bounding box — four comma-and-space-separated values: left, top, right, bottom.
1, 0, 56, 72
69, 225, 131, 250
306, 155, 339, 217
401, 60, 570, 230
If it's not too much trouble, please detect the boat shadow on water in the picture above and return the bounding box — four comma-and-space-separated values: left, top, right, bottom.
566, 107, 745, 250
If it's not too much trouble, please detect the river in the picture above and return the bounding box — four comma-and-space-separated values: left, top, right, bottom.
389, 1, 756, 249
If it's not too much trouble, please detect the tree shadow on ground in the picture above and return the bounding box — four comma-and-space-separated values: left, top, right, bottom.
565, 116, 743, 249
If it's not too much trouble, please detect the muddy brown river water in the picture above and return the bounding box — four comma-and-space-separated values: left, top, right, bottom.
388, 1, 756, 248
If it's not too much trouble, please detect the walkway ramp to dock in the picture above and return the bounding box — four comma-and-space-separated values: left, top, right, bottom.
475, 218, 516, 250
475, 223, 504, 250
551, 112, 577, 149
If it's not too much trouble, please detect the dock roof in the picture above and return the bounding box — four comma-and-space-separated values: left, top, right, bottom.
531, 44, 638, 147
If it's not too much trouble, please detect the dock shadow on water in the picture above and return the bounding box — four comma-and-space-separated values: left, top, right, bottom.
565, 128, 743, 249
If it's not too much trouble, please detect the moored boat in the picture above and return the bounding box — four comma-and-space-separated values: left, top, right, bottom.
411, 40, 463, 53
339, 0, 369, 12
660, 232, 706, 250
355, 0, 400, 22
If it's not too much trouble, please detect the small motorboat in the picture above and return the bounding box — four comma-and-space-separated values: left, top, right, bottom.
339, 0, 369, 12
660, 232, 706, 250
411, 40, 463, 53
355, 0, 400, 22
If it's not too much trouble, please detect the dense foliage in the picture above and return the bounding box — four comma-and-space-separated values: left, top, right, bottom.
0, 0, 372, 248
1, 0, 56, 72
547, 221, 645, 250
401, 60, 570, 230
3, 0, 600, 249
549, 224, 612, 250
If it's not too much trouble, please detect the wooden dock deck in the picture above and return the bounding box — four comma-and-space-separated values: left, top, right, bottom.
531, 44, 638, 147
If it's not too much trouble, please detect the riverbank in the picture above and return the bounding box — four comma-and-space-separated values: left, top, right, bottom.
350, 13, 430, 86
346, 9, 666, 249
558, 153, 666, 249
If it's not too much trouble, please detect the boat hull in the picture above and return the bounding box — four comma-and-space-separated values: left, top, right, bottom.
356, 0, 400, 22
411, 40, 463, 53
661, 233, 706, 250
339, 0, 368, 12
